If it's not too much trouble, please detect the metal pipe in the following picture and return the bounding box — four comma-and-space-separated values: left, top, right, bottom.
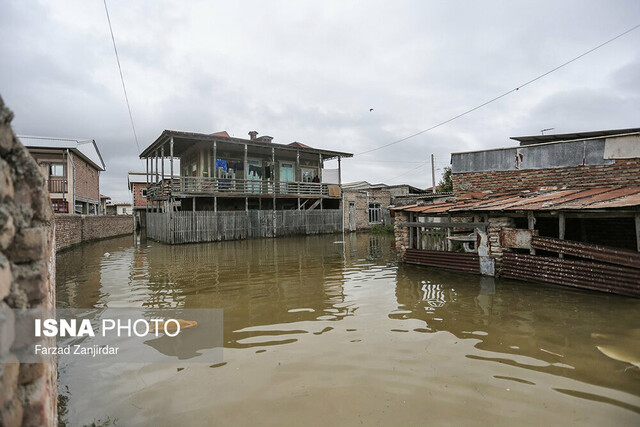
67, 149, 76, 214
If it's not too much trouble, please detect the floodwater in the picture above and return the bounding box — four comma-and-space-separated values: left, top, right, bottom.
56, 233, 640, 426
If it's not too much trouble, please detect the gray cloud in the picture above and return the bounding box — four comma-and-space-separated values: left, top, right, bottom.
1, 0, 639, 199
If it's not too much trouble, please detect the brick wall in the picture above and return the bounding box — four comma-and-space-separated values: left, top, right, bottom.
54, 214, 133, 251
0, 96, 57, 426
72, 152, 99, 202
132, 182, 146, 208
452, 158, 640, 194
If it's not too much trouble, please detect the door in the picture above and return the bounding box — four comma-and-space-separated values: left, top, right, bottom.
280, 163, 294, 194
247, 160, 262, 193
349, 202, 356, 231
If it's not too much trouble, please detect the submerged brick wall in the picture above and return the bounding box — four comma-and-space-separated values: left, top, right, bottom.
0, 96, 57, 426
55, 214, 133, 251
452, 159, 640, 194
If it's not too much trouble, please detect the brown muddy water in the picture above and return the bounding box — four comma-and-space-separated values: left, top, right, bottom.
56, 233, 640, 426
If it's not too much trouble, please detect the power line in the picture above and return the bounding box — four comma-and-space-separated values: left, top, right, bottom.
103, 0, 142, 156
356, 23, 640, 157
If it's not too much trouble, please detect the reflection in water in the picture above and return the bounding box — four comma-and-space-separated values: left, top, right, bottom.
57, 233, 640, 426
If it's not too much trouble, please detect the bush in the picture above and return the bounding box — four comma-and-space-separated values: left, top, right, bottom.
371, 224, 394, 235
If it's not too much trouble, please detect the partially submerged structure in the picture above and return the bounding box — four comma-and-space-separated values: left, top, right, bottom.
141, 130, 352, 243
393, 128, 640, 297
342, 181, 430, 231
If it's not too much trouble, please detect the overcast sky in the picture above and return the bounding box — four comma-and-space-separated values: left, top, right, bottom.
1, 1, 639, 202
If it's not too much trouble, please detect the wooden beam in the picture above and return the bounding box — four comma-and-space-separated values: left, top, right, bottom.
244, 143, 248, 180
397, 221, 488, 229
213, 141, 217, 178
169, 136, 174, 190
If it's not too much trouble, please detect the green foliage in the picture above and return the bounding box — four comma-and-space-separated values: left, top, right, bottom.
437, 166, 453, 193
371, 224, 394, 235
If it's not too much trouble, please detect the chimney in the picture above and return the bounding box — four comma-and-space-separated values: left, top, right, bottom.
257, 135, 273, 143
248, 131, 258, 140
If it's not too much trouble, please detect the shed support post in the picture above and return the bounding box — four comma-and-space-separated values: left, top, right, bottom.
192, 197, 196, 212
446, 214, 452, 251
558, 212, 565, 258
296, 150, 300, 182
528, 211, 536, 255
318, 153, 323, 182
635, 213, 640, 252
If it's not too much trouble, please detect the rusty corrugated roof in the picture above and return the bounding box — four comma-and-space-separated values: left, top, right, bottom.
392, 186, 640, 214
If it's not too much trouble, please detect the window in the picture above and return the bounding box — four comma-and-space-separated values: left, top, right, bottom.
49, 164, 64, 177
301, 168, 316, 183
368, 203, 381, 223
140, 188, 147, 197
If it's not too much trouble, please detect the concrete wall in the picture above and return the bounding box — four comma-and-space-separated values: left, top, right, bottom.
0, 97, 57, 426
55, 214, 133, 251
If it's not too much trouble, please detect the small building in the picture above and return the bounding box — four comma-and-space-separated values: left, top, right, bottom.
106, 202, 133, 215
342, 181, 429, 231
393, 128, 640, 297
141, 130, 352, 244
19, 135, 106, 214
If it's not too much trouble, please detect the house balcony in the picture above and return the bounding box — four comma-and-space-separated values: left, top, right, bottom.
47, 179, 68, 194
146, 176, 340, 200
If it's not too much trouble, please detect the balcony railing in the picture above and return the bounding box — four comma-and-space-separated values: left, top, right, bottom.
147, 176, 338, 199
47, 179, 68, 194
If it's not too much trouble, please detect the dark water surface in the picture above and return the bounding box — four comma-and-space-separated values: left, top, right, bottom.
56, 233, 640, 426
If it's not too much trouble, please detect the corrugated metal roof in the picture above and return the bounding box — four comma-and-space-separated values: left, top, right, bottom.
392, 186, 640, 214
18, 135, 106, 171
511, 127, 640, 145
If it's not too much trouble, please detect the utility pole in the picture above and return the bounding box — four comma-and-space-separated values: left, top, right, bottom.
431, 154, 436, 194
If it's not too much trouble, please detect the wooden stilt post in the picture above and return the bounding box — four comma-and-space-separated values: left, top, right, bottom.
170, 137, 174, 213
272, 146, 276, 236
156, 150, 162, 213
161, 146, 165, 213
213, 140, 217, 213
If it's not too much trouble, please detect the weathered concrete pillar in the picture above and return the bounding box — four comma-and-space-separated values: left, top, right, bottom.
394, 211, 409, 262
0, 96, 57, 426
487, 216, 516, 276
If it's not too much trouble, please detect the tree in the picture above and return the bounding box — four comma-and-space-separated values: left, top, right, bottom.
437, 166, 453, 193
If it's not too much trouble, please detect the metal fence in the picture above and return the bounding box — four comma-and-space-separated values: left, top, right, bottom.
147, 210, 342, 244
